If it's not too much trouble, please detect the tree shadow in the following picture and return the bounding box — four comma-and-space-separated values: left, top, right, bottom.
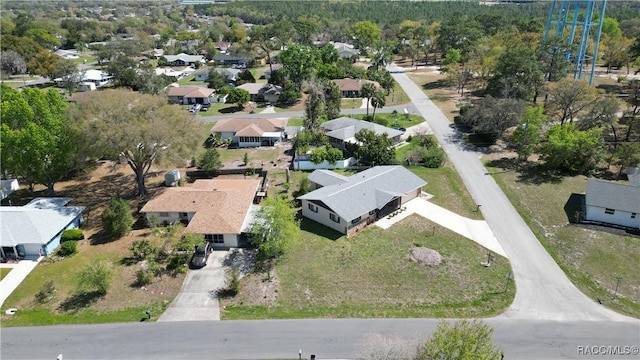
564, 193, 585, 223
57, 291, 104, 312
218, 106, 242, 114
421, 79, 448, 90
222, 248, 257, 275
515, 162, 564, 185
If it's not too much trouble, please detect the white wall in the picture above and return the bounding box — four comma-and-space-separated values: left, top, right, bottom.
293, 157, 356, 171
401, 188, 421, 205
586, 206, 639, 228
301, 200, 346, 234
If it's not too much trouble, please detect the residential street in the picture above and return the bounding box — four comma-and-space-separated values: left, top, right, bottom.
386, 63, 631, 322
1, 319, 638, 359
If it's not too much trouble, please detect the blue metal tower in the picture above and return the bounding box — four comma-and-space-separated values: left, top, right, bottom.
544, 0, 607, 86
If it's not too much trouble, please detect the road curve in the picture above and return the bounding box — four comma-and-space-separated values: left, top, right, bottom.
387, 63, 632, 322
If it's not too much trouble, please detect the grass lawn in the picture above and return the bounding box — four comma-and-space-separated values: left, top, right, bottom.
221, 214, 513, 319
218, 148, 281, 166
0, 232, 184, 327
1, 268, 12, 280
342, 98, 363, 109
485, 162, 640, 318
287, 118, 305, 127
177, 74, 207, 86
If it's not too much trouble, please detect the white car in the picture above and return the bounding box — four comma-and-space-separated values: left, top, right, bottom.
189, 104, 202, 113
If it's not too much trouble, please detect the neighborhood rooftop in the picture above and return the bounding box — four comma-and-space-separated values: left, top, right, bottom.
585, 179, 640, 214
322, 117, 404, 141
299, 166, 426, 221
211, 118, 287, 133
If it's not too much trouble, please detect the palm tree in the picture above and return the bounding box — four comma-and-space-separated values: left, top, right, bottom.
360, 82, 376, 117
371, 89, 386, 122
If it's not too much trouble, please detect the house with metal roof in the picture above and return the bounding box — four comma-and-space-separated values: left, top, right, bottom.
140, 179, 261, 248
322, 117, 404, 150
584, 179, 640, 229
163, 53, 205, 66
0, 198, 85, 260
298, 166, 426, 235
211, 118, 287, 148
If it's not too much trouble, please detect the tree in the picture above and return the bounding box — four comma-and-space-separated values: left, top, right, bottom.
51, 59, 81, 95
129, 239, 157, 262
304, 78, 326, 130
78, 261, 113, 296
325, 80, 341, 120
71, 90, 200, 195
250, 194, 299, 262
198, 148, 222, 172
371, 89, 386, 121
277, 44, 319, 90
436, 14, 483, 61
486, 46, 542, 101
360, 82, 377, 117
1, 86, 77, 194
207, 69, 227, 90
0, 50, 26, 76
415, 320, 502, 360
350, 21, 381, 52
102, 198, 135, 238
577, 95, 620, 145
613, 143, 640, 177
227, 88, 250, 108
546, 79, 598, 125
461, 96, 526, 143
441, 48, 462, 72
354, 129, 395, 166
540, 124, 606, 174
27, 49, 60, 78
512, 106, 545, 162
1, 35, 45, 69
624, 79, 640, 141
107, 54, 138, 88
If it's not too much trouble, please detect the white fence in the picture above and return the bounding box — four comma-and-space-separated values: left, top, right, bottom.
293, 157, 357, 170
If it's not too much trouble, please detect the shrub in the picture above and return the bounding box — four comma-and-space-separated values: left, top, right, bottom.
136, 269, 154, 286
34, 280, 56, 303
102, 198, 135, 238
166, 253, 190, 274
129, 239, 157, 262
78, 260, 113, 295
56, 241, 77, 257
459, 104, 470, 116
61, 229, 84, 242
374, 117, 389, 127
198, 148, 222, 171
218, 267, 241, 298
418, 134, 439, 149
422, 146, 446, 168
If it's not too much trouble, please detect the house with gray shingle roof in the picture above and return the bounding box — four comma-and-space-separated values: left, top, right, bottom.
322, 117, 404, 150
164, 53, 205, 66
298, 166, 426, 235
0, 198, 85, 259
584, 179, 640, 229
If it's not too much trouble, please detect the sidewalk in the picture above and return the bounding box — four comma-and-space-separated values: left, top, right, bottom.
376, 197, 507, 258
0, 257, 43, 307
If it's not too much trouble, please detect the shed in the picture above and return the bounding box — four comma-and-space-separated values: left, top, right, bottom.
165, 169, 181, 187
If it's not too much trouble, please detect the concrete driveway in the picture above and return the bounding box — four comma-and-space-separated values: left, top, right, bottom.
158, 251, 228, 322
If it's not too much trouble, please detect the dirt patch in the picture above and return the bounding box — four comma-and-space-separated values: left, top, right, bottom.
221, 271, 279, 308
410, 247, 442, 267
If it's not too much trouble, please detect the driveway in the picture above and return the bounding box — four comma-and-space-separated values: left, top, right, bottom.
158, 251, 228, 322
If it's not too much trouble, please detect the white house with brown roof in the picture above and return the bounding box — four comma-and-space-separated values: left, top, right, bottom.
140, 179, 261, 248
211, 118, 287, 148
166, 86, 216, 105
331, 78, 380, 98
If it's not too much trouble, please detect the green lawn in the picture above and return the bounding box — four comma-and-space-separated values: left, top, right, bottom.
486, 162, 640, 318
1, 268, 12, 280
178, 74, 207, 86
222, 214, 513, 319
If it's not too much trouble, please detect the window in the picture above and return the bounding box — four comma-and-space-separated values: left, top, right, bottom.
159, 212, 169, 217
604, 208, 615, 215
330, 213, 340, 223
308, 203, 318, 213
351, 216, 362, 225
205, 234, 224, 244
632, 213, 637, 219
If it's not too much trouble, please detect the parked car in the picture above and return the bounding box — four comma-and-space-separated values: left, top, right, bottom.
189, 242, 212, 269
201, 104, 210, 111
392, 126, 406, 132
189, 104, 202, 113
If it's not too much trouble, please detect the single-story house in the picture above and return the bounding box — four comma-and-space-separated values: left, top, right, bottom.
264, 64, 283, 80
164, 53, 205, 67
55, 49, 80, 59
213, 54, 249, 67
321, 117, 404, 150
54, 70, 113, 88
298, 166, 426, 235
211, 118, 287, 148
214, 41, 231, 53
331, 42, 360, 61
236, 83, 282, 103
0, 197, 85, 259
331, 78, 380, 98
584, 178, 640, 229
140, 179, 262, 248
197, 67, 243, 83
194, 68, 210, 82
166, 86, 215, 105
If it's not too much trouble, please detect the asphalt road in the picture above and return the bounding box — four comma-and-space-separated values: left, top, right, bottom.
386, 63, 631, 322
1, 319, 638, 359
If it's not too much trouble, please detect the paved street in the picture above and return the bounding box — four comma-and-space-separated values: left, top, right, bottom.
1, 319, 638, 359
386, 63, 631, 322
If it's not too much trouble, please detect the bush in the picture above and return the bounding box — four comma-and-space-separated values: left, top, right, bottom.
56, 241, 78, 257
418, 134, 439, 149
459, 104, 470, 116
129, 239, 157, 262
78, 261, 113, 295
218, 267, 241, 298
136, 269, 154, 286
61, 229, 84, 242
374, 117, 389, 127
166, 253, 190, 274
102, 198, 135, 238
34, 280, 56, 303
422, 146, 446, 168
